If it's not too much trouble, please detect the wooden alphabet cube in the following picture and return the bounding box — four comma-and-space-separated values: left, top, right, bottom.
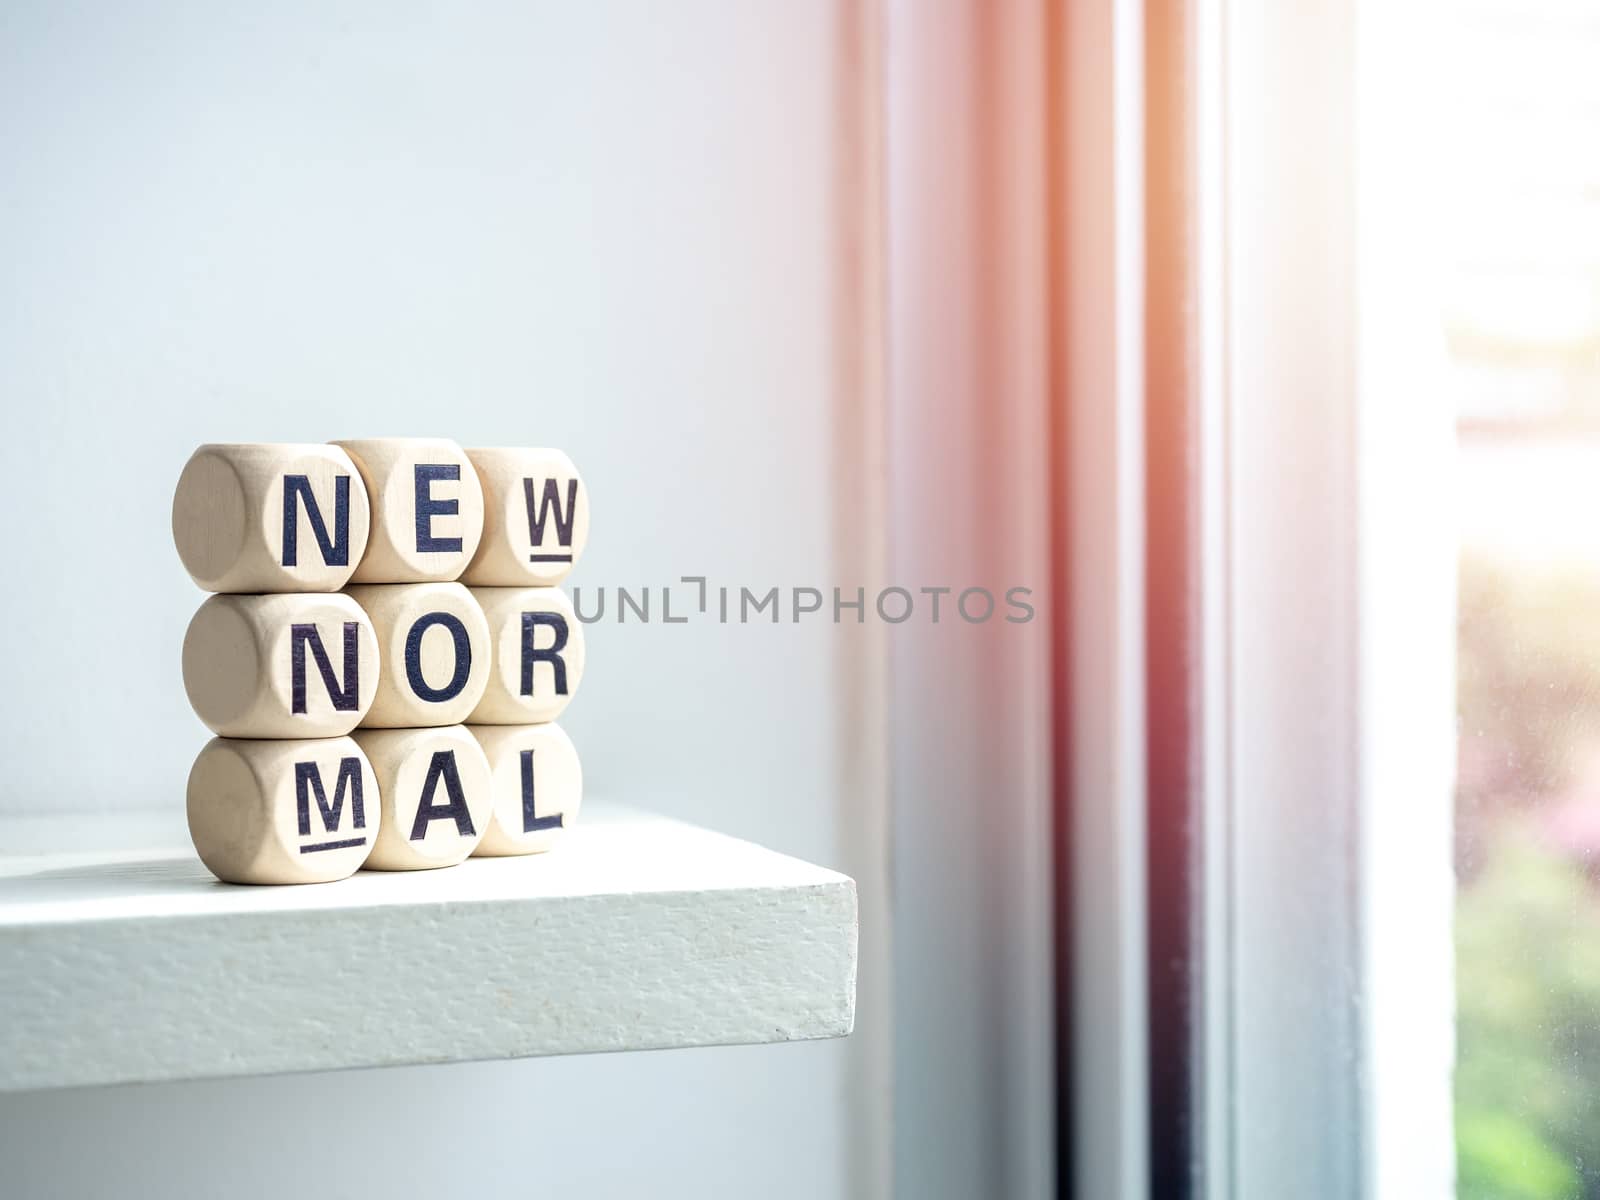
345, 582, 490, 727
172, 443, 371, 593
461, 447, 589, 587
332, 438, 484, 583
187, 736, 378, 884
466, 586, 586, 724
353, 726, 492, 870
183, 592, 379, 737
468, 723, 583, 856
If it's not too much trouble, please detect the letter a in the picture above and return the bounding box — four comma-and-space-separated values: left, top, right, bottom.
409, 750, 476, 840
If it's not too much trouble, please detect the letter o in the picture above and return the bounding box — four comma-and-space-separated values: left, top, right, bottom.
406, 611, 472, 702
876, 587, 914, 624
958, 587, 995, 623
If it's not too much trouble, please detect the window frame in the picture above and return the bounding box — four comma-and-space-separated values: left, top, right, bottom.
1067, 0, 1456, 1197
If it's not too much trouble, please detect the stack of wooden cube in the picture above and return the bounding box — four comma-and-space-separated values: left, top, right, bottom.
172, 438, 588, 885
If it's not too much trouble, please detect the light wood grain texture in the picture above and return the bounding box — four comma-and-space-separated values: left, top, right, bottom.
461, 446, 589, 587
466, 586, 585, 724
352, 726, 492, 870
332, 438, 484, 583
345, 582, 490, 728
468, 722, 582, 857
182, 592, 379, 737
172, 443, 371, 593
0, 805, 858, 1092
187, 736, 378, 884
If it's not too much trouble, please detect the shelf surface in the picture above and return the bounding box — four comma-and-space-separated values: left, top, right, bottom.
0, 804, 857, 1092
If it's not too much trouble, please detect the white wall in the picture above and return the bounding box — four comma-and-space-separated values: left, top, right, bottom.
884, 3, 1055, 1197
0, 2, 852, 1196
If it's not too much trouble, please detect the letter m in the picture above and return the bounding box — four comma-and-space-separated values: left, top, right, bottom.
296, 757, 366, 835
282, 474, 351, 567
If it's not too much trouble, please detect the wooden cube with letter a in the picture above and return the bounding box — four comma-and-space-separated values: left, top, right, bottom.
187, 736, 378, 884
353, 726, 492, 870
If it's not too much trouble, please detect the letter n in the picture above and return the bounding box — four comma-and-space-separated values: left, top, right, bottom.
282, 475, 350, 567
291, 622, 361, 713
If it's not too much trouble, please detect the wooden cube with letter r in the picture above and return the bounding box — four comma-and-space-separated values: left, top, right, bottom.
467, 586, 585, 724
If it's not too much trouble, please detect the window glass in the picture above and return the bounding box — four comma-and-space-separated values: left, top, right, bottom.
1450, 3, 1600, 1196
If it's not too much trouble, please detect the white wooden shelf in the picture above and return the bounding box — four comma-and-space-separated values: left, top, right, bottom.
0, 804, 857, 1092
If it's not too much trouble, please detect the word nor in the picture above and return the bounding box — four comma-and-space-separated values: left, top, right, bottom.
173, 439, 588, 885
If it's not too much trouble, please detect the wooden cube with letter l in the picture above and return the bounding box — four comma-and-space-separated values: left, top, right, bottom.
468, 722, 582, 856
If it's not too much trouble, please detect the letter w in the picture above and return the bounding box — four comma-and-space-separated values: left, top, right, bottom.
524, 478, 578, 547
